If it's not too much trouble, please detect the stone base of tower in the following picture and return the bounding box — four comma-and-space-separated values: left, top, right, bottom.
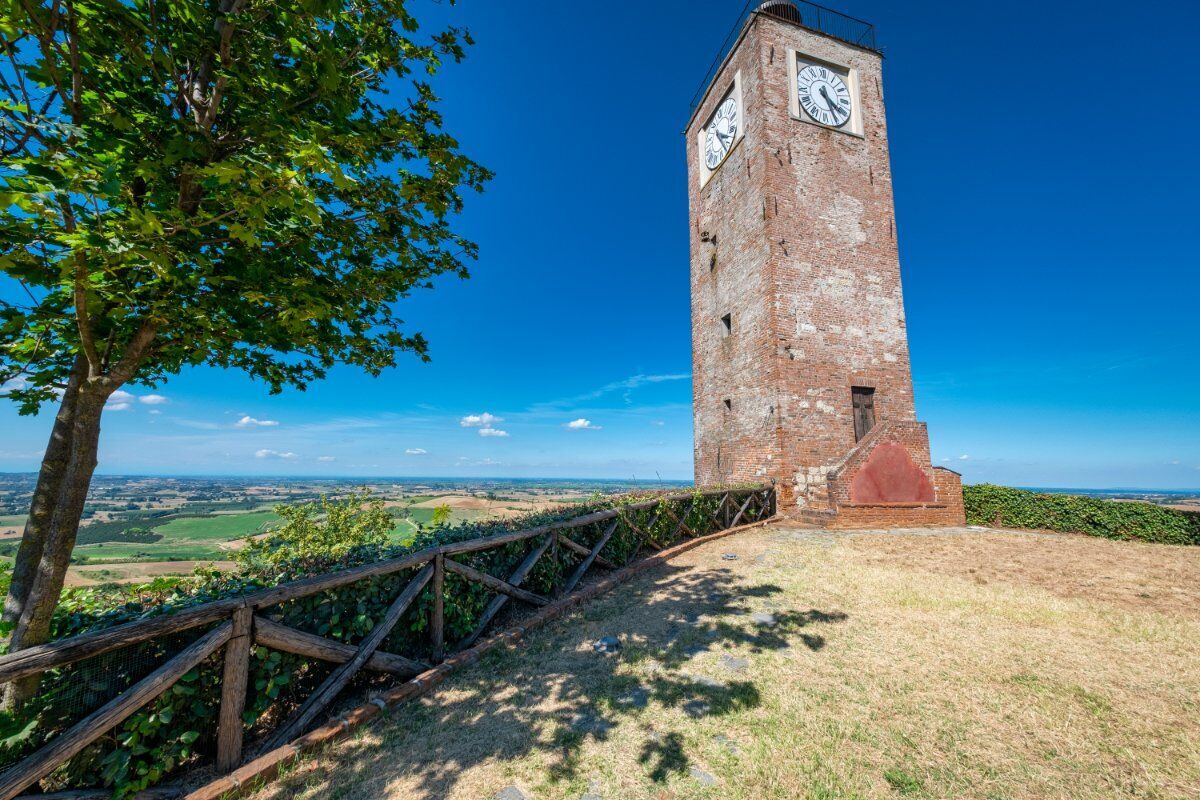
779, 420, 965, 529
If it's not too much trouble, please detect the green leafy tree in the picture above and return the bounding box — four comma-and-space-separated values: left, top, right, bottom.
0, 0, 489, 705
430, 502, 452, 528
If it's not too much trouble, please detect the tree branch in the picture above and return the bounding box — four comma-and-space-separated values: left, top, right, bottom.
70, 251, 101, 375
64, 0, 83, 127
104, 320, 159, 387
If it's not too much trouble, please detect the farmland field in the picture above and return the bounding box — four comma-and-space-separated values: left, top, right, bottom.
72, 509, 282, 563
153, 509, 281, 541
0, 514, 27, 538
0, 475, 689, 587
64, 503, 518, 576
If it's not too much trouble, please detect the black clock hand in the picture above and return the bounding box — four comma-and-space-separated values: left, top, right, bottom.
820, 86, 841, 116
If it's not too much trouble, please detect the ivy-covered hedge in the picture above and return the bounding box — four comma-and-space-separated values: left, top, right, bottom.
963, 484, 1200, 546
0, 488, 742, 797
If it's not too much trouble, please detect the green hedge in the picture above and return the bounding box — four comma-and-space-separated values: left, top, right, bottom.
963, 484, 1200, 546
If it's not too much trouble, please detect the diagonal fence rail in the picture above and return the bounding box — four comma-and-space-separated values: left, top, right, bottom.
0, 485, 775, 799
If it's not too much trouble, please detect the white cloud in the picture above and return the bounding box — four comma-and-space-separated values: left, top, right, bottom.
139, 394, 169, 405
255, 449, 297, 459
460, 412, 503, 428
958, 454, 970, 460
3, 376, 66, 400
565, 418, 601, 430
457, 456, 501, 466
316, 455, 336, 462
0, 376, 30, 394
651, 420, 665, 427
405, 448, 428, 455
478, 427, 509, 438
148, 409, 162, 416
533, 373, 690, 412
106, 390, 135, 410
237, 415, 279, 428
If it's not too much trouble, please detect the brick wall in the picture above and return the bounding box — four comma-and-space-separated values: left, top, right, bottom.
828, 467, 964, 528
688, 21, 776, 488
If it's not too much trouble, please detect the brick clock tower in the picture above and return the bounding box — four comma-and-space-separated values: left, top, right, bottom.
686, 1, 964, 527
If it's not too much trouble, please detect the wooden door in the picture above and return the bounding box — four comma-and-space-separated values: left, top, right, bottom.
852, 387, 876, 441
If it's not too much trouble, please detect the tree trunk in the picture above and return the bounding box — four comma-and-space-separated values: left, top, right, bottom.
3, 354, 89, 628
4, 388, 107, 708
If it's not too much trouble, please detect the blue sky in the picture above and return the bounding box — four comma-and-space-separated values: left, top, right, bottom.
2, 0, 1198, 488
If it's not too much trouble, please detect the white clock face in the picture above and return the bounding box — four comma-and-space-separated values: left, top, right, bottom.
704, 95, 739, 171
797, 64, 852, 128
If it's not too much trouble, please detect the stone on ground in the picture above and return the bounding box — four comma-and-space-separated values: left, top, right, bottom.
615, 686, 649, 708
750, 611, 777, 627
592, 635, 621, 655
713, 733, 742, 755
719, 654, 749, 672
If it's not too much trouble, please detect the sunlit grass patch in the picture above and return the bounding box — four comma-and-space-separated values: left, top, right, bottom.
250, 527, 1200, 800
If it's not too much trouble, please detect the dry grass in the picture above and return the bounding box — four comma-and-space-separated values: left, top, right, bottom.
250, 526, 1200, 800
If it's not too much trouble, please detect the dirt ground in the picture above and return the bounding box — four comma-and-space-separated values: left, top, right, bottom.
63, 559, 237, 587
406, 494, 571, 517
250, 525, 1200, 800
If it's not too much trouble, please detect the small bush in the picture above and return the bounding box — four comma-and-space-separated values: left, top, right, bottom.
235, 492, 391, 569
964, 485, 1200, 546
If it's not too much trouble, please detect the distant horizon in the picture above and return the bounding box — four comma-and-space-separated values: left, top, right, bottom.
0, 471, 1196, 495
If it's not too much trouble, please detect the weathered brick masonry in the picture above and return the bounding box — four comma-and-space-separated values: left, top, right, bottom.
686, 8, 963, 527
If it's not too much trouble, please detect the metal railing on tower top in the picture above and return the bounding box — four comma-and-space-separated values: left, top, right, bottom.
689, 0, 879, 113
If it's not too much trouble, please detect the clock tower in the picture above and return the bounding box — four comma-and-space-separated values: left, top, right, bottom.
686, 1, 964, 527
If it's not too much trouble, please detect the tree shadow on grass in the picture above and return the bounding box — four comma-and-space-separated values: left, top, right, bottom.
260, 559, 848, 800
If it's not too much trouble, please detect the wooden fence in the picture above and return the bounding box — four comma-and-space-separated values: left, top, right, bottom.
0, 485, 775, 799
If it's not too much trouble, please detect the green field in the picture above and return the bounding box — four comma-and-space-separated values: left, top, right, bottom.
69, 507, 478, 565
0, 514, 27, 527
389, 518, 419, 546
404, 506, 489, 526
153, 510, 281, 541
73, 510, 281, 563
72, 541, 230, 562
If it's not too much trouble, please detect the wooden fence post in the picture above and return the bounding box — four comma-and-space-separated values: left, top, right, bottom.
0, 622, 233, 800
260, 564, 434, 752
216, 606, 253, 773
431, 554, 445, 663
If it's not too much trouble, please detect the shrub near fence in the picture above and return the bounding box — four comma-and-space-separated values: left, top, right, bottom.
0, 485, 774, 799
964, 485, 1200, 546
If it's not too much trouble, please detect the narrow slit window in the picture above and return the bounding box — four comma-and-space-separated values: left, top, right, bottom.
851, 386, 876, 441
720, 313, 732, 336
723, 398, 732, 412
